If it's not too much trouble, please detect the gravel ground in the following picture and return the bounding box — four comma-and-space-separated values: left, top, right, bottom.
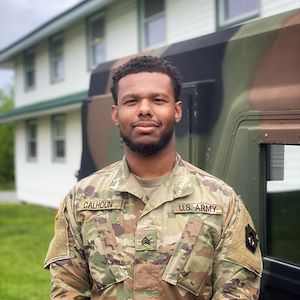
0, 191, 19, 202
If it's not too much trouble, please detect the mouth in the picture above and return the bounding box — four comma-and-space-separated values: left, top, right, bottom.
133, 121, 159, 128
132, 120, 160, 133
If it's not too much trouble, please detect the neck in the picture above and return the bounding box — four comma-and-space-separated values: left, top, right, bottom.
125, 137, 177, 179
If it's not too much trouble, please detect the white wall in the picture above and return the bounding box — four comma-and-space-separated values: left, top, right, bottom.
167, 0, 215, 44
15, 109, 82, 207
106, 0, 138, 60
262, 0, 300, 17
14, 20, 90, 108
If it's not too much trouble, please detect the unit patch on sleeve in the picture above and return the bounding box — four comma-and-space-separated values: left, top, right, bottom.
173, 203, 222, 214
245, 224, 259, 253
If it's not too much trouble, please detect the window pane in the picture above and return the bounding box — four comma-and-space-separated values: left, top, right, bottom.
52, 116, 65, 160
266, 145, 300, 266
145, 16, 165, 47
91, 18, 104, 41
267, 144, 284, 180
26, 121, 37, 159
224, 0, 259, 20
50, 35, 64, 81
144, 0, 164, 18
27, 70, 35, 88
88, 16, 105, 67
92, 42, 105, 66
53, 57, 64, 80
56, 140, 65, 158
29, 142, 36, 158
24, 49, 35, 89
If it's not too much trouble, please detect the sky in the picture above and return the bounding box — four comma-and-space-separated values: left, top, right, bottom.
0, 0, 83, 92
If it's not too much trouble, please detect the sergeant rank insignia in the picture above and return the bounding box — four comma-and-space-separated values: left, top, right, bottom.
141, 236, 151, 246
245, 224, 258, 253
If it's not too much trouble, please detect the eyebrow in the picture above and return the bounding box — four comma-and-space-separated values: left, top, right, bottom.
121, 92, 170, 101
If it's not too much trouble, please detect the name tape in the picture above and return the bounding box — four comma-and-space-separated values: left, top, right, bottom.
173, 203, 222, 214
78, 199, 123, 211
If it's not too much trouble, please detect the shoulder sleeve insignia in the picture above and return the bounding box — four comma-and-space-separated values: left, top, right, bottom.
245, 224, 259, 253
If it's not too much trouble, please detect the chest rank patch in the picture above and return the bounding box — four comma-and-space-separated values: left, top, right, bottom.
78, 199, 123, 211
135, 229, 157, 251
245, 224, 259, 253
173, 202, 222, 214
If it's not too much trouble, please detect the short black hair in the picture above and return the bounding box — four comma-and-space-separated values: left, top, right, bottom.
110, 55, 183, 104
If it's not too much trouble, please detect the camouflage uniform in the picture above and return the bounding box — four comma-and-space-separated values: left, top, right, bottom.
45, 155, 262, 299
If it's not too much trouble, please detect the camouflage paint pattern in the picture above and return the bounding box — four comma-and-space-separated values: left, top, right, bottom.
45, 155, 262, 299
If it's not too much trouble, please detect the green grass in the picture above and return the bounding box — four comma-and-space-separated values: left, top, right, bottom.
0, 203, 56, 300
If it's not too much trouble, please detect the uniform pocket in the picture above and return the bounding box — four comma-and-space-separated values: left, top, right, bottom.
162, 215, 215, 296
81, 214, 129, 290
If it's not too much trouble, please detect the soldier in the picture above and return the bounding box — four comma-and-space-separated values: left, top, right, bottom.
45, 55, 263, 299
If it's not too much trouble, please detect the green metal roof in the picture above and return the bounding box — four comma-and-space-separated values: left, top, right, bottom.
0, 90, 87, 123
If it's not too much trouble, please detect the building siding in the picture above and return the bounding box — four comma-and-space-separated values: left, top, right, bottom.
262, 0, 300, 17
15, 109, 81, 207
106, 0, 138, 60
167, 0, 215, 44
15, 20, 89, 108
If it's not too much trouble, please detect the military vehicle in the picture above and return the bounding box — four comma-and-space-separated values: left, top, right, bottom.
78, 8, 300, 300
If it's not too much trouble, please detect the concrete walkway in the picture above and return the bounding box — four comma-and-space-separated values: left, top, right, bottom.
0, 191, 19, 202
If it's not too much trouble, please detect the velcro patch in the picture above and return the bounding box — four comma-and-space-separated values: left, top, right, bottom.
173, 203, 222, 215
78, 199, 124, 211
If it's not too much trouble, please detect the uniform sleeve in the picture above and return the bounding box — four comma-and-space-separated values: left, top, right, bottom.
211, 194, 263, 300
44, 192, 92, 299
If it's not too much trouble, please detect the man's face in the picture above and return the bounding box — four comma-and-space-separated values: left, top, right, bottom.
111, 72, 182, 156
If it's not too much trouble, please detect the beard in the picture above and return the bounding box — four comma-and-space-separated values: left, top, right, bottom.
120, 126, 174, 156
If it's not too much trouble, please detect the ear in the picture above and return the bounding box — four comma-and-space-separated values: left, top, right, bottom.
111, 105, 119, 125
174, 101, 182, 123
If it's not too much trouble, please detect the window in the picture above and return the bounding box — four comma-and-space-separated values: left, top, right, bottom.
26, 120, 37, 160
49, 33, 64, 82
217, 0, 259, 28
87, 13, 105, 69
140, 0, 166, 49
266, 144, 300, 266
24, 48, 35, 90
52, 115, 66, 161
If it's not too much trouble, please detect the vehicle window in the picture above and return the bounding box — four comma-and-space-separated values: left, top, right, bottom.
266, 144, 300, 266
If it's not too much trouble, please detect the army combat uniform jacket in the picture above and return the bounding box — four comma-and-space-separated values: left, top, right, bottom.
45, 155, 263, 300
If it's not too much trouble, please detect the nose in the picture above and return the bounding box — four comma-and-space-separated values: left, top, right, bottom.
138, 98, 153, 117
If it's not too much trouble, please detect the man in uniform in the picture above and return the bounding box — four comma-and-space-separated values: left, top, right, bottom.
45, 55, 263, 299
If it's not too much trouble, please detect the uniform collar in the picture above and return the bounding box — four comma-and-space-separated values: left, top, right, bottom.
110, 154, 195, 213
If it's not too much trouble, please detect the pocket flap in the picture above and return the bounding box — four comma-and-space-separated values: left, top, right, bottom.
162, 215, 204, 285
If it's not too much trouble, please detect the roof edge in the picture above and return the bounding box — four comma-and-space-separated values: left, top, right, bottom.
0, 0, 114, 63
0, 90, 87, 123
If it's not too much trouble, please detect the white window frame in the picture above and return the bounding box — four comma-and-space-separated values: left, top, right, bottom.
49, 33, 64, 83
26, 119, 37, 161
24, 48, 36, 91
217, 0, 260, 28
139, 0, 166, 50
52, 115, 66, 162
86, 12, 106, 70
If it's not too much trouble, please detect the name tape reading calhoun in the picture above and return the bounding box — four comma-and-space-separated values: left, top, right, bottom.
44, 55, 263, 300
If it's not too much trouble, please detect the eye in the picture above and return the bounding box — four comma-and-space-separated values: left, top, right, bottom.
154, 98, 166, 104
124, 99, 137, 105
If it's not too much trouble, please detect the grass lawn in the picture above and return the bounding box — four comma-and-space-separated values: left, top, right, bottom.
0, 202, 56, 300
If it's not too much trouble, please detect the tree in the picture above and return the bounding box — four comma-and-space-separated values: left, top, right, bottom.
0, 87, 14, 189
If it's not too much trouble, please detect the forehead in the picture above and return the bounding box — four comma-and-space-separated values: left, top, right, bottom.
118, 72, 173, 93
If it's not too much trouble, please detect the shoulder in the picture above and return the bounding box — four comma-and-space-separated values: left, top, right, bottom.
73, 160, 123, 193
180, 158, 234, 198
